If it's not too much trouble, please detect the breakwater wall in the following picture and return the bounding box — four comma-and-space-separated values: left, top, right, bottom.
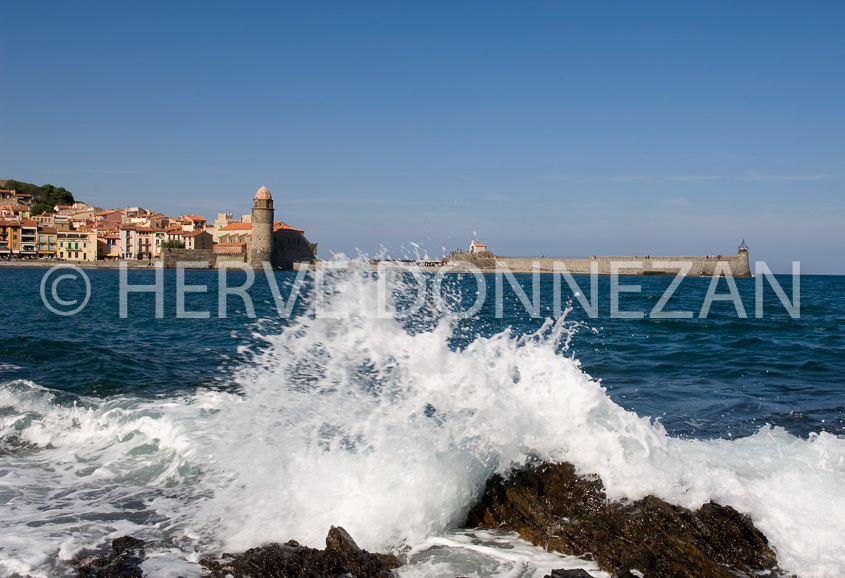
447, 252, 751, 277
160, 248, 215, 269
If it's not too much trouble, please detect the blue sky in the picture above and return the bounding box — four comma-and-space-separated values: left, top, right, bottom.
2, 1, 843, 273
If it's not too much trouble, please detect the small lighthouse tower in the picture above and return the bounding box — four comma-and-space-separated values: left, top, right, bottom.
250, 186, 274, 266
736, 239, 751, 277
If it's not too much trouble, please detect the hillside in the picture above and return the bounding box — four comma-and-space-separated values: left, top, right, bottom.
1, 179, 75, 214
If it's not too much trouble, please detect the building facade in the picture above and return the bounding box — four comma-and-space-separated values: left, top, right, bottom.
38, 226, 57, 258
57, 231, 97, 261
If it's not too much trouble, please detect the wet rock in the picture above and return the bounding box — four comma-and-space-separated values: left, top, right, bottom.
72, 536, 145, 577
466, 462, 778, 578
545, 569, 596, 578
200, 526, 402, 577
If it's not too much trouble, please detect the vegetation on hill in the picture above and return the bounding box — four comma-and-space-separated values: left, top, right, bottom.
1, 179, 75, 214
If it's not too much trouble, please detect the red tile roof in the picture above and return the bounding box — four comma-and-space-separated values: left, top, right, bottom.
274, 221, 304, 233
0, 204, 28, 212
220, 222, 252, 231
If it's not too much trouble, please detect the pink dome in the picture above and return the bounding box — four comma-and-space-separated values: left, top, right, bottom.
255, 186, 272, 200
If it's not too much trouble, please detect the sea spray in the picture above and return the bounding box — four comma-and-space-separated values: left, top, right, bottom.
0, 265, 843, 577
190, 266, 845, 575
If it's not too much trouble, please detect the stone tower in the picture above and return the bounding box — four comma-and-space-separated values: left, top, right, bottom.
736, 239, 751, 277
250, 185, 274, 266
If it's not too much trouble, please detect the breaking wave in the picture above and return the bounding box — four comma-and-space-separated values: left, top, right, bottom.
1, 267, 843, 577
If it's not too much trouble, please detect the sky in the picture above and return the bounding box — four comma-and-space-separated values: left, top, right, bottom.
1, 1, 843, 273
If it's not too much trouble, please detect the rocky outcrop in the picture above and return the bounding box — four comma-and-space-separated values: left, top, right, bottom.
544, 570, 598, 578
72, 536, 146, 577
446, 250, 496, 270
466, 462, 779, 578
200, 526, 402, 578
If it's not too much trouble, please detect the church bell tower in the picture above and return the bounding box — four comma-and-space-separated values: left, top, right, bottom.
250, 186, 274, 266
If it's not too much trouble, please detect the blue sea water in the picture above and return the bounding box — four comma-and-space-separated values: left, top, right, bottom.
0, 264, 843, 577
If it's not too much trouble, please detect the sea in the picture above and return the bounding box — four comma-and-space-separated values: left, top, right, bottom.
0, 263, 843, 577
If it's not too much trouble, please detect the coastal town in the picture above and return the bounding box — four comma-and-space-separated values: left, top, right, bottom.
1, 179, 754, 276
0, 181, 318, 270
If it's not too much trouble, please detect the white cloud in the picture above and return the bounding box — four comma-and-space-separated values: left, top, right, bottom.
742, 172, 831, 182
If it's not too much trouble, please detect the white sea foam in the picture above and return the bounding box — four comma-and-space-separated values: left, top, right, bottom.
1, 267, 844, 577
398, 529, 610, 578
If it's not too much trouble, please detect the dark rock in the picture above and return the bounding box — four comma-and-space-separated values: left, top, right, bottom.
200, 526, 402, 577
545, 569, 596, 577
72, 536, 145, 577
466, 462, 779, 578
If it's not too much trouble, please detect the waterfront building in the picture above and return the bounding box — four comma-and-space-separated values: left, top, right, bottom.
56, 230, 97, 261
0, 220, 21, 256
152, 230, 167, 257
37, 226, 57, 258
101, 232, 120, 259
20, 220, 38, 258
119, 226, 139, 259
183, 230, 212, 250
136, 228, 154, 259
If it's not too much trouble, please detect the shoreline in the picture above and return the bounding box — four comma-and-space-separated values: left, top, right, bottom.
0, 257, 795, 277
0, 259, 159, 269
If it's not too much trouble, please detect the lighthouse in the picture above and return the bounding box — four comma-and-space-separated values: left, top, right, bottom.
736, 239, 751, 277
250, 185, 274, 266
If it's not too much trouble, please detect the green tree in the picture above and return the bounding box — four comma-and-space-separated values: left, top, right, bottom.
161, 240, 185, 249
1, 179, 75, 207
30, 203, 53, 215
